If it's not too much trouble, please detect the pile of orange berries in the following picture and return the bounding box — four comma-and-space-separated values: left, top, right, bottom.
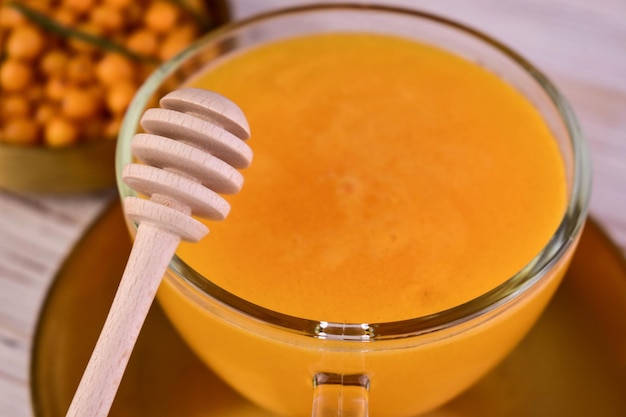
0, 0, 209, 147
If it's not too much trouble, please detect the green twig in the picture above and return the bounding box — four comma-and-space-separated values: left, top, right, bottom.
9, 2, 159, 63
166, 0, 216, 32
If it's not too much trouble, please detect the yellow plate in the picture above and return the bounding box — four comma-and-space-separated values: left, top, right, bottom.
0, 0, 231, 195
30, 201, 626, 416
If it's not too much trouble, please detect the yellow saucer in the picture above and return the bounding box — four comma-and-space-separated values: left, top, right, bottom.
30, 201, 626, 416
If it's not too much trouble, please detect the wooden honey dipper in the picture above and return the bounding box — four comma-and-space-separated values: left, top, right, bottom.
65, 87, 252, 417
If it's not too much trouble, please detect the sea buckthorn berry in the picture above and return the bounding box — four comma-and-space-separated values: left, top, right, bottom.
145, 1, 180, 33
40, 49, 69, 76
45, 117, 79, 147
66, 54, 95, 84
0, 59, 33, 92
126, 29, 158, 57
62, 87, 103, 120
106, 81, 137, 114
45, 77, 67, 102
0, 5, 26, 29
159, 25, 198, 61
53, 7, 78, 27
6, 24, 46, 60
96, 53, 135, 85
90, 4, 125, 33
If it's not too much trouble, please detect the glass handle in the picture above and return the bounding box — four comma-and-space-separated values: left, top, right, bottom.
311, 372, 370, 417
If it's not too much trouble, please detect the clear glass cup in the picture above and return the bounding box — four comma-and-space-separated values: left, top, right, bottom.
116, 4, 591, 417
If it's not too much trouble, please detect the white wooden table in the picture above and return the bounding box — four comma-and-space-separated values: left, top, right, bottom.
1, 1, 624, 416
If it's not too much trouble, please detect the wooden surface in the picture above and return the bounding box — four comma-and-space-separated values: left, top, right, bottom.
1, 1, 624, 416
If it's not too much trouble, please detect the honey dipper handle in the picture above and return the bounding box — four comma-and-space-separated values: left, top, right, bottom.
65, 87, 252, 417
65, 223, 180, 417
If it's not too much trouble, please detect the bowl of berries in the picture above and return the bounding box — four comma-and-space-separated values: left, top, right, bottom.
0, 0, 230, 194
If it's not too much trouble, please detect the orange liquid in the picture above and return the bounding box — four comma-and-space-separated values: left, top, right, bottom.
176, 33, 565, 322
157, 33, 570, 416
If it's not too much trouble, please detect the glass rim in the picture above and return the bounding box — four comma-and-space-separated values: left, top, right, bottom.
116, 2, 592, 342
